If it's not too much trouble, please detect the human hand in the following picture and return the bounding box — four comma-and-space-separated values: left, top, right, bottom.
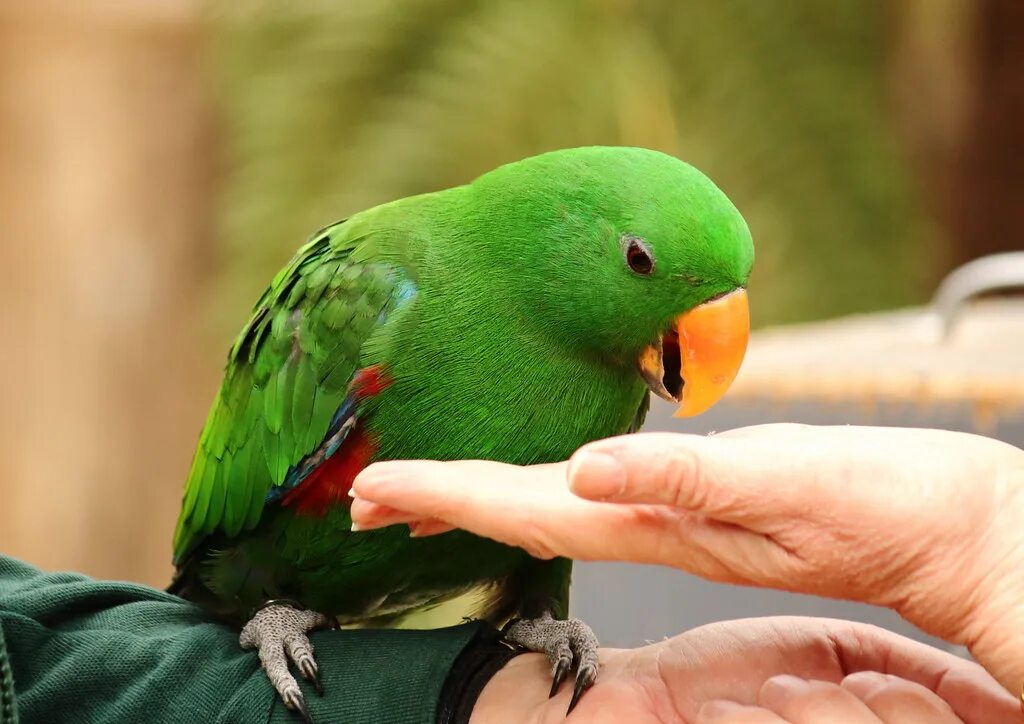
350, 424, 1024, 691
695, 673, 978, 723
472, 616, 1015, 723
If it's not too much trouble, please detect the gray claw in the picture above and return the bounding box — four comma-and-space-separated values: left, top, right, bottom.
505, 613, 600, 714
293, 646, 323, 696
240, 603, 330, 718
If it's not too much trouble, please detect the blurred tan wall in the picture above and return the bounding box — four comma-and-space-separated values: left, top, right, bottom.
892, 0, 1024, 265
0, 1, 219, 587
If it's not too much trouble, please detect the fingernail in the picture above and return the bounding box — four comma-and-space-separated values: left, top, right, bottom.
348, 487, 356, 498
351, 517, 389, 532
567, 451, 627, 499
408, 523, 434, 538
349, 499, 391, 532
409, 522, 437, 538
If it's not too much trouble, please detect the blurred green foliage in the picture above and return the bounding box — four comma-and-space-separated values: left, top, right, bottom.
210, 0, 937, 334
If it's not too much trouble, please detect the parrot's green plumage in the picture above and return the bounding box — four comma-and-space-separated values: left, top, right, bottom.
171, 147, 752, 709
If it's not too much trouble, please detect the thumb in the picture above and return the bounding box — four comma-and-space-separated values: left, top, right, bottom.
566, 432, 799, 525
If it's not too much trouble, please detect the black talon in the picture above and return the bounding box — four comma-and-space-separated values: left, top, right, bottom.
567, 671, 591, 714
549, 658, 571, 698
294, 696, 314, 724
310, 669, 323, 697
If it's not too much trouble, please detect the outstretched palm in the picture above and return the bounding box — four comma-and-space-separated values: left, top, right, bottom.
475, 617, 1012, 724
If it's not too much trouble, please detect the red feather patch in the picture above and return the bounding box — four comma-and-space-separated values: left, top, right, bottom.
281, 426, 375, 515
282, 364, 392, 516
352, 365, 392, 398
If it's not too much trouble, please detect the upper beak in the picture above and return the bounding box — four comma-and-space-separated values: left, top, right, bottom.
636, 288, 749, 417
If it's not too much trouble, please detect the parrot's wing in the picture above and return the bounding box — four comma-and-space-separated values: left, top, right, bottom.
172, 222, 415, 563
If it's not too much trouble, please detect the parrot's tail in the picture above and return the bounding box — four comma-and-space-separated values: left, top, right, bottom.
164, 570, 186, 596
164, 549, 210, 603
164, 556, 199, 599
164, 548, 255, 626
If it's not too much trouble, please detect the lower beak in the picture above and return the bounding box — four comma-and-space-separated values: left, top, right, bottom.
636, 288, 750, 417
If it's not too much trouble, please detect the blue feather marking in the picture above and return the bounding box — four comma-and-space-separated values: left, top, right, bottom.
264, 398, 359, 503
265, 273, 417, 505
393, 278, 417, 305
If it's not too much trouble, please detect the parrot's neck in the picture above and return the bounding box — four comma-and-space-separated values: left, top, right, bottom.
354, 189, 650, 465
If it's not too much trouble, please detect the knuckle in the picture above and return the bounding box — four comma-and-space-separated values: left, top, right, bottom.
659, 447, 703, 509
514, 515, 560, 560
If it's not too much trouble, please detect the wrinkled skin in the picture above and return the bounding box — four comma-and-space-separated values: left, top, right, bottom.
473, 617, 1015, 723
351, 424, 1024, 694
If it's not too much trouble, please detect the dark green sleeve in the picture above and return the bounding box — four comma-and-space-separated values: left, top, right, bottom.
0, 556, 486, 724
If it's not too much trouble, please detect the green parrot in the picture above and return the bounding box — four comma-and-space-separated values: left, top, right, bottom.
169, 146, 753, 720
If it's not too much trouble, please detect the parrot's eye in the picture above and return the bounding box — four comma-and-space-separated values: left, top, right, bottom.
624, 237, 654, 276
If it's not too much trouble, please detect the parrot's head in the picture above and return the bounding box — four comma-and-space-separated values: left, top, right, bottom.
465, 146, 753, 417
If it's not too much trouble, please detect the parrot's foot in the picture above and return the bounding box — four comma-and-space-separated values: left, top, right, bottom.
240, 601, 330, 724
505, 613, 599, 715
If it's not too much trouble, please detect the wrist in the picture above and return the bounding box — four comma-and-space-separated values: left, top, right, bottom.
470, 653, 550, 724
436, 623, 530, 724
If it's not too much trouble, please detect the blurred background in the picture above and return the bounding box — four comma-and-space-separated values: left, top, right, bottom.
1, 0, 1021, 649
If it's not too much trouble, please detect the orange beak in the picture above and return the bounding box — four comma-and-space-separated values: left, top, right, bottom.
636, 288, 749, 417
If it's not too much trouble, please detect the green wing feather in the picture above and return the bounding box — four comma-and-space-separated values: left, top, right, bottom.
629, 392, 650, 433
172, 222, 406, 562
